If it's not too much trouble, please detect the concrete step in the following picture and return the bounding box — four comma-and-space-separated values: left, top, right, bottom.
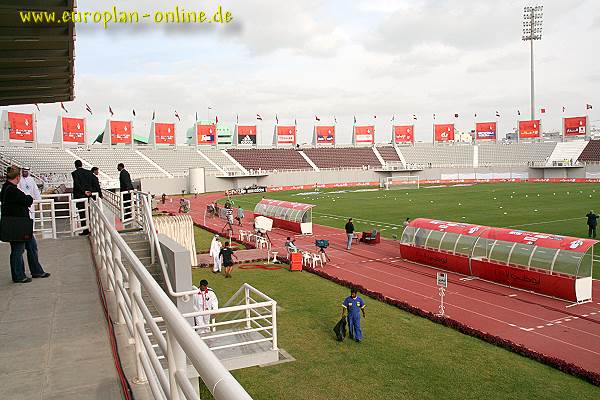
201, 328, 279, 371
132, 247, 151, 259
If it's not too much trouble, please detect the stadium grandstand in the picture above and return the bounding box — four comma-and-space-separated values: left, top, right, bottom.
3, 137, 600, 194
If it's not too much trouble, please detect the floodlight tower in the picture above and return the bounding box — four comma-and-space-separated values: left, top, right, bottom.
522, 5, 543, 120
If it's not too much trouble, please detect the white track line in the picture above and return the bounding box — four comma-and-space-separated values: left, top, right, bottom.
345, 260, 600, 339
327, 262, 600, 356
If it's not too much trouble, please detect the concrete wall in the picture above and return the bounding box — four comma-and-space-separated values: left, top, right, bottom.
160, 164, 600, 195
140, 176, 187, 195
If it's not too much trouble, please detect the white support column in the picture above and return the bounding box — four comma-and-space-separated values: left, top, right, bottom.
221, 149, 248, 175
298, 150, 319, 171
166, 328, 186, 400
371, 146, 385, 167
136, 150, 173, 178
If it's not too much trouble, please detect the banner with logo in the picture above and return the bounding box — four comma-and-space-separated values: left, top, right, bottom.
154, 122, 176, 145
518, 120, 541, 139
110, 120, 132, 144
563, 116, 587, 137
237, 125, 257, 145
225, 185, 267, 196
434, 124, 454, 142
61, 117, 85, 143
393, 125, 414, 144
8, 112, 34, 141
354, 125, 375, 144
315, 125, 335, 145
197, 123, 217, 145
475, 122, 497, 141
275, 125, 296, 145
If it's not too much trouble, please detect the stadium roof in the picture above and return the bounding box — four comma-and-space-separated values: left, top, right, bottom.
0, 0, 75, 106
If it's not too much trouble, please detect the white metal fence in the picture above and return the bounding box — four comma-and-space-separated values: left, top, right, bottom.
89, 198, 254, 400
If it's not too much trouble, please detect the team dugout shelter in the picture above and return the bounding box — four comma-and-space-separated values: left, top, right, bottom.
400, 218, 596, 302
253, 199, 314, 235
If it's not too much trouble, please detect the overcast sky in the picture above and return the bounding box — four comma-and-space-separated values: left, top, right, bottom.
3, 0, 599, 144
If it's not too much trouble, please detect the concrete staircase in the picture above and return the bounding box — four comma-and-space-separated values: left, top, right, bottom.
120, 231, 280, 372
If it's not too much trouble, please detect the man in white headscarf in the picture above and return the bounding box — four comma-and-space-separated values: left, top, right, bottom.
192, 279, 219, 334
17, 167, 41, 219
209, 234, 222, 273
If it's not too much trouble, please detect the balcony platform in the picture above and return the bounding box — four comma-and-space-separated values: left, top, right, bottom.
0, 237, 124, 400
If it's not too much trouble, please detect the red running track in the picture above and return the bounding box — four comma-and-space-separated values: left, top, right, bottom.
159, 193, 600, 384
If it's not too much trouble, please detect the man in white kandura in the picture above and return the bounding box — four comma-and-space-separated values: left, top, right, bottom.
17, 167, 41, 219
210, 234, 222, 273
192, 279, 219, 334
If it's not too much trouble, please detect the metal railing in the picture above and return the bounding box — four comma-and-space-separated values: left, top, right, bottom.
89, 198, 253, 400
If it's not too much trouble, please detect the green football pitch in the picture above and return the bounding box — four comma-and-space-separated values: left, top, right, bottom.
191, 182, 600, 399
224, 182, 600, 279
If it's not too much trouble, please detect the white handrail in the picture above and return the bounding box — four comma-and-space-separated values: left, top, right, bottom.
138, 192, 199, 299
89, 198, 253, 400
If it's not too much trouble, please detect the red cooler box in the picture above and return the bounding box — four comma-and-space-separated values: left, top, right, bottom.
290, 252, 303, 271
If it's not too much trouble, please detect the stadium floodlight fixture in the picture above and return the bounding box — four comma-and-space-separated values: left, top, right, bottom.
522, 5, 544, 123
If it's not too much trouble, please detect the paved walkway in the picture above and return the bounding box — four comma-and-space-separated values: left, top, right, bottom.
0, 237, 122, 400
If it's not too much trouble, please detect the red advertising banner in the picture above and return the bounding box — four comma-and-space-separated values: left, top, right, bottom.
434, 124, 454, 142
8, 112, 34, 141
61, 117, 85, 143
276, 126, 296, 145
237, 125, 257, 145
475, 122, 497, 141
518, 120, 541, 139
393, 125, 414, 143
563, 116, 587, 137
354, 125, 375, 144
316, 126, 335, 144
154, 123, 175, 145
197, 124, 217, 145
110, 120, 132, 144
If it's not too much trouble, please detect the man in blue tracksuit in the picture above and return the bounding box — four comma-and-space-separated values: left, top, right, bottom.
341, 288, 366, 342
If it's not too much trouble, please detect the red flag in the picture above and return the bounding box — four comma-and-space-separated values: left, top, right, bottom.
541, 108, 546, 114
215, 115, 218, 123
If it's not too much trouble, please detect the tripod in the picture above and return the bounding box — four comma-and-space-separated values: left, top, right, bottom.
317, 246, 331, 263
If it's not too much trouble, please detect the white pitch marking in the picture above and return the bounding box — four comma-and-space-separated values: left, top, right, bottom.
508, 323, 516, 327
556, 321, 563, 324
565, 319, 572, 322
546, 323, 554, 326
591, 312, 597, 315
508, 294, 518, 297
536, 325, 545, 329
583, 314, 589, 317
520, 327, 534, 332
459, 277, 476, 281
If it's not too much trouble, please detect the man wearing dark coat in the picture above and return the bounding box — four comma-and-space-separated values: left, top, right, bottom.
71, 160, 95, 235
118, 163, 134, 220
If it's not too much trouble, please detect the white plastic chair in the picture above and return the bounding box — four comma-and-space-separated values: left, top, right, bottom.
311, 253, 324, 268
302, 251, 312, 266
239, 230, 248, 241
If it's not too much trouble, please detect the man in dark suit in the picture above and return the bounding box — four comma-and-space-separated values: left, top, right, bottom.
90, 167, 103, 198
118, 163, 134, 220
71, 160, 95, 235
